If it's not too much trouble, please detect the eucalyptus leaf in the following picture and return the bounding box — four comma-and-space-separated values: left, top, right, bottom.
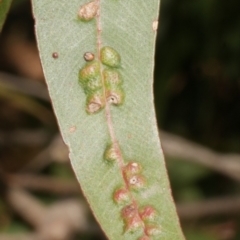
32, 0, 185, 239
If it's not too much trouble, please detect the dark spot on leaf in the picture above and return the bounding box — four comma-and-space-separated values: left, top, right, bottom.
52, 52, 59, 59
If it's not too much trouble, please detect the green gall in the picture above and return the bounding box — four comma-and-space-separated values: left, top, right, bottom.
85, 75, 102, 92
79, 61, 100, 85
100, 46, 121, 68
79, 61, 103, 93
103, 69, 122, 87
106, 87, 124, 105
104, 143, 120, 162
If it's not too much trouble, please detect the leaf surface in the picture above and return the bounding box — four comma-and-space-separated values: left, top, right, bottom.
0, 0, 12, 32
32, 0, 185, 239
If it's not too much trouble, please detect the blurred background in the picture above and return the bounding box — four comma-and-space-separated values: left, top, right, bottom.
0, 0, 240, 239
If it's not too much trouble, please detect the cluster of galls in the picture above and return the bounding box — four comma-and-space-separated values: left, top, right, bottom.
78, 2, 161, 238
79, 47, 124, 114
112, 161, 145, 201
121, 204, 161, 239
109, 158, 161, 239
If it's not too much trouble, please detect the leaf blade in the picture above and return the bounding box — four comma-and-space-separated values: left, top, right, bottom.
32, 0, 185, 239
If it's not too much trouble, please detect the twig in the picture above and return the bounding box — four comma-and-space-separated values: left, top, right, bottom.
7, 174, 80, 195
0, 129, 49, 146
6, 188, 46, 227
20, 135, 68, 172
161, 131, 240, 182
0, 71, 49, 101
4, 188, 90, 240
177, 195, 240, 221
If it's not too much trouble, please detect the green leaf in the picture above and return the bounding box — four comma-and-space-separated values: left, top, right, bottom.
32, 1, 185, 239
0, 0, 12, 32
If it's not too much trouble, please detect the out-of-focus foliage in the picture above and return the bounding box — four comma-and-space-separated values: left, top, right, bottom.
0, 0, 12, 32
155, 0, 240, 152
154, 0, 240, 239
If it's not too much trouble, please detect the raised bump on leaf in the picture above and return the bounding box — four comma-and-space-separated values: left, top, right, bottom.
79, 61, 100, 83
100, 46, 121, 68
121, 204, 137, 219
86, 89, 105, 114
113, 187, 130, 204
106, 88, 124, 105
78, 1, 99, 21
52, 52, 58, 59
128, 175, 146, 190
104, 143, 120, 162
145, 225, 161, 236
122, 204, 143, 233
124, 215, 143, 233
103, 69, 122, 86
123, 162, 145, 189
84, 52, 95, 62
139, 206, 156, 222
86, 102, 102, 114
79, 61, 103, 93
85, 75, 102, 92
124, 162, 142, 175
